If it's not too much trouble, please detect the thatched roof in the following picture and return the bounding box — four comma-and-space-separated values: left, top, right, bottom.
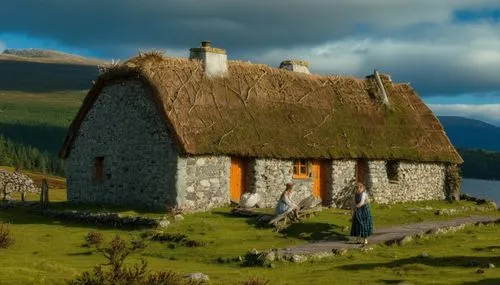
60, 53, 462, 164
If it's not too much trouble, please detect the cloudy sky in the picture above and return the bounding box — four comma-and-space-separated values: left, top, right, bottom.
1, 0, 500, 125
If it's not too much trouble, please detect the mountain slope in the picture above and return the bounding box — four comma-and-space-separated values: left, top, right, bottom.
438, 116, 500, 151
0, 49, 104, 92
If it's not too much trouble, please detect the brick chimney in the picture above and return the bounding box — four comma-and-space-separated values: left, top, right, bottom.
189, 40, 228, 77
279, 60, 311, 74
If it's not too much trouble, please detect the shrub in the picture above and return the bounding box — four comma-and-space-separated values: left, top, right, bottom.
141, 231, 206, 248
67, 235, 201, 285
0, 223, 14, 249
83, 231, 104, 247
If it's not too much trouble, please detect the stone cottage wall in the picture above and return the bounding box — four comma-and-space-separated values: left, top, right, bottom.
251, 158, 313, 208
368, 161, 446, 204
66, 80, 179, 210
330, 160, 357, 208
176, 156, 231, 211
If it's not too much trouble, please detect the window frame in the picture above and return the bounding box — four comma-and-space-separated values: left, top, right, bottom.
293, 159, 310, 179
93, 156, 104, 181
386, 160, 399, 183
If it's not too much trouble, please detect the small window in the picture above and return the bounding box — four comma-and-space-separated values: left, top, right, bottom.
93, 157, 104, 181
386, 161, 399, 182
293, 159, 310, 178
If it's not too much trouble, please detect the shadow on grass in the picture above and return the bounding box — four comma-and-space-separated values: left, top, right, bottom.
66, 251, 94, 256
472, 246, 500, 252
339, 256, 500, 271
0, 201, 168, 230
462, 279, 500, 285
211, 209, 348, 241
282, 222, 347, 241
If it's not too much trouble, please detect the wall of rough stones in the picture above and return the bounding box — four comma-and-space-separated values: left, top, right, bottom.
176, 156, 231, 211
368, 161, 446, 204
250, 158, 314, 208
66, 80, 179, 210
329, 160, 357, 208
0, 170, 38, 200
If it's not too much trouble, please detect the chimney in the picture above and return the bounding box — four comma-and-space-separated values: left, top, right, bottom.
189, 40, 228, 77
279, 60, 311, 74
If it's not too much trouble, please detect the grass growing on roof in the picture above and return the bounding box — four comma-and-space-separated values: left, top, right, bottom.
61, 54, 461, 163
0, 197, 499, 285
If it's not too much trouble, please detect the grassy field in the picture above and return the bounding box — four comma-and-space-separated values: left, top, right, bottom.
0, 91, 83, 154
0, 195, 499, 285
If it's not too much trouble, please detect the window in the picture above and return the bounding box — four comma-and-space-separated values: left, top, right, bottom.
386, 161, 399, 182
293, 159, 310, 178
93, 157, 104, 181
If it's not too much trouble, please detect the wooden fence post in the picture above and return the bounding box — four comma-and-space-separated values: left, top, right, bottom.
40, 178, 49, 207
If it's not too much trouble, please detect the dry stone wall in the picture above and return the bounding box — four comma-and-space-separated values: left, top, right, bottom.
66, 80, 179, 210
368, 161, 446, 203
0, 170, 38, 200
176, 156, 231, 211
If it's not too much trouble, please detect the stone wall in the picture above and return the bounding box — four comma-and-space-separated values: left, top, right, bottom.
368, 161, 446, 204
176, 156, 231, 211
251, 158, 314, 208
66, 80, 179, 210
330, 160, 357, 208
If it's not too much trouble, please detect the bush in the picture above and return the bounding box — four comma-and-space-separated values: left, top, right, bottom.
67, 235, 201, 285
84, 231, 104, 247
141, 231, 206, 248
0, 223, 14, 249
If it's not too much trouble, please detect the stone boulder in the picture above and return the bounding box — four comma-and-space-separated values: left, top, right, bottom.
239, 192, 261, 208
184, 272, 209, 282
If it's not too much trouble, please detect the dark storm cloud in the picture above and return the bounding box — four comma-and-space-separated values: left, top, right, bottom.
1, 0, 500, 99
2, 0, 494, 54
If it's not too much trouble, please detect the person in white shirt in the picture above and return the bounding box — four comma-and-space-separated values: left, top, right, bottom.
350, 182, 374, 245
275, 183, 298, 216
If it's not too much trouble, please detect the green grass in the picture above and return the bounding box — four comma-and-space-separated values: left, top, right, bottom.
0, 198, 499, 285
0, 91, 83, 154
0, 91, 83, 127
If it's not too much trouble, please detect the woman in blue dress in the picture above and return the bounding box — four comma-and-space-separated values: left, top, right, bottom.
275, 183, 298, 215
350, 182, 374, 245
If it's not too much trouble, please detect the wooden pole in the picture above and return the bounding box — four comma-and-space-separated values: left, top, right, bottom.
40, 178, 49, 207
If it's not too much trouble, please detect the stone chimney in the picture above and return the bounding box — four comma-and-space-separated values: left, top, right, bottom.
279, 60, 311, 74
189, 40, 228, 77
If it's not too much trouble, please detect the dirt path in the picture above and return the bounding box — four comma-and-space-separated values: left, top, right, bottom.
280, 216, 499, 256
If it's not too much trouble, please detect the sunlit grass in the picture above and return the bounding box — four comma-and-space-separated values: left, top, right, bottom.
0, 197, 499, 285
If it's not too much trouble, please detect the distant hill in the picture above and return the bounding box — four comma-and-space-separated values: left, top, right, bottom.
0, 49, 105, 92
1, 48, 104, 65
438, 116, 500, 151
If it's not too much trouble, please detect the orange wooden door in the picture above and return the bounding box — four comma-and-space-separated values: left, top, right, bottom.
356, 159, 368, 184
230, 157, 246, 202
312, 160, 327, 201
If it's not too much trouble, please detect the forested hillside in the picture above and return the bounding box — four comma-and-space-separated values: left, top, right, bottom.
0, 135, 65, 176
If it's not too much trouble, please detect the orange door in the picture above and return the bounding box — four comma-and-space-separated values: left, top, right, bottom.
312, 160, 327, 202
230, 157, 247, 202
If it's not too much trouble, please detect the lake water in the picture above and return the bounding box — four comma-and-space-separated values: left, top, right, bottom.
461, 178, 500, 207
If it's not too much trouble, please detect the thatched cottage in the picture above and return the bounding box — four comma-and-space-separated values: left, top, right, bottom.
60, 41, 462, 211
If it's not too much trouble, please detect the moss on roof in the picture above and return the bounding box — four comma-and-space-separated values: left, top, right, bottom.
60, 53, 462, 164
